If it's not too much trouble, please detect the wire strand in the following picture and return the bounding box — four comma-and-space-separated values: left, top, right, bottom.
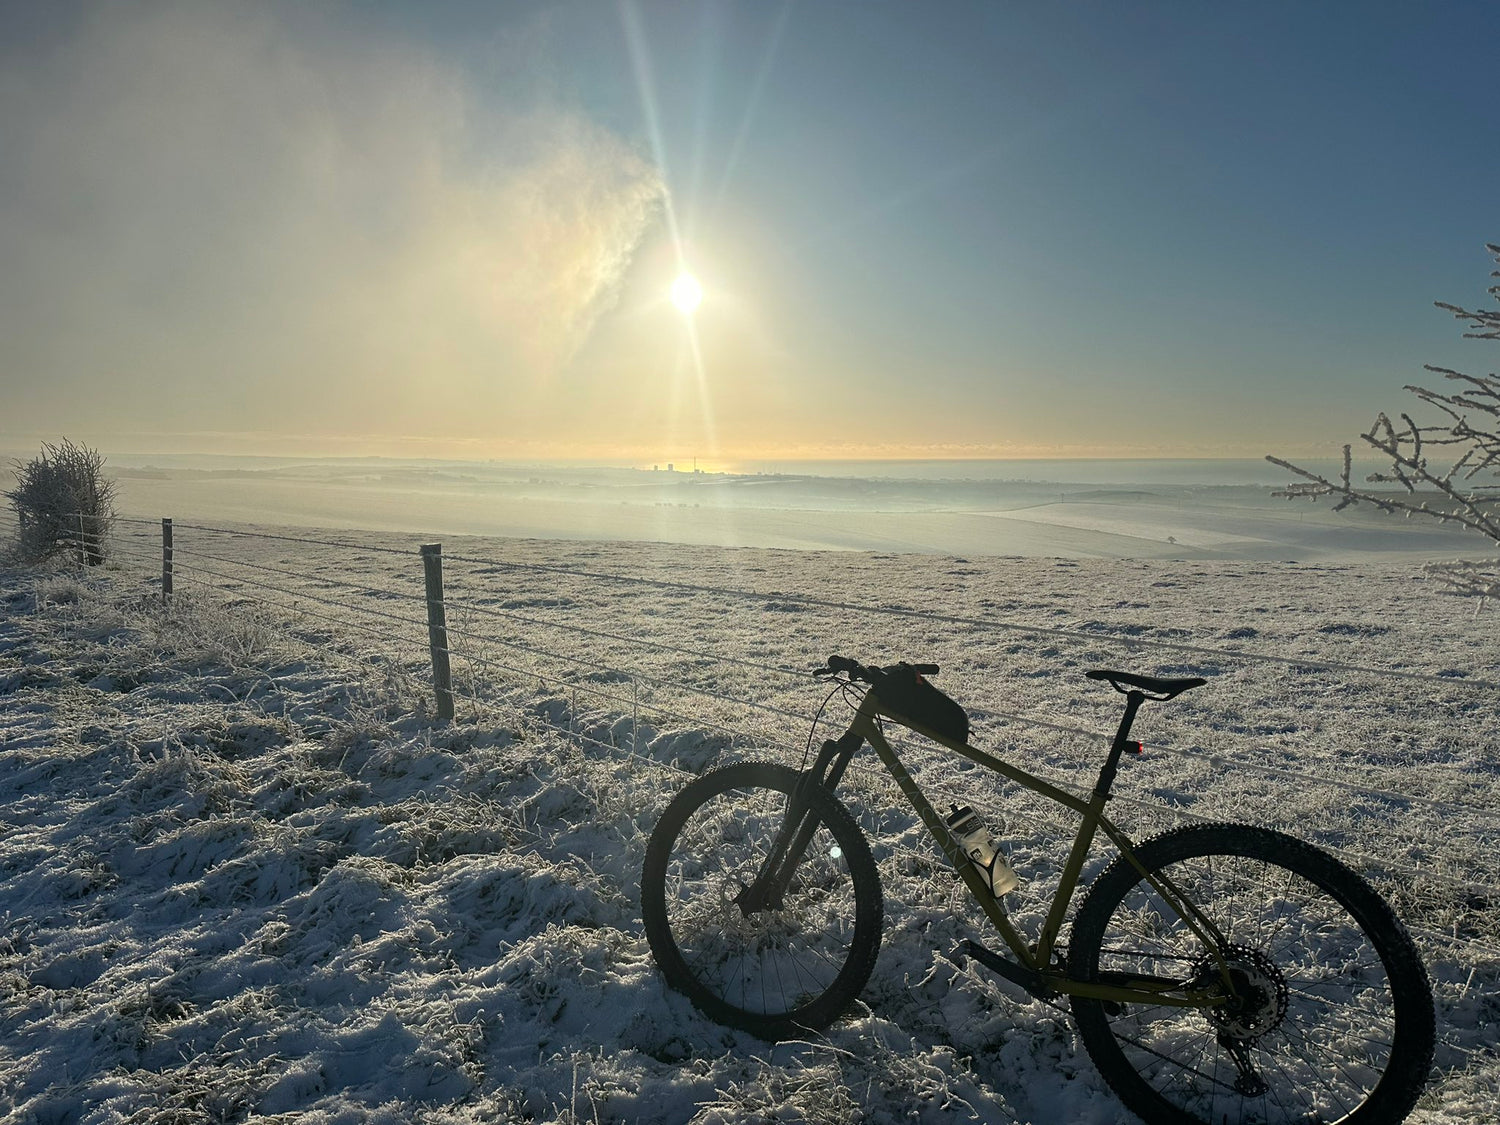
448, 642, 794, 757
168, 565, 426, 649
175, 543, 426, 605
169, 521, 417, 556
169, 559, 426, 633
978, 707, 1500, 822
442, 620, 814, 726
441, 549, 1500, 692
440, 591, 809, 681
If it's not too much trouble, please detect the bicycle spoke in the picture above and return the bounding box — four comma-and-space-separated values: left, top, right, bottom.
644, 764, 878, 1030
1283, 1009, 1394, 1054
1095, 944, 1200, 963
1161, 1032, 1214, 1099
1072, 823, 1429, 1125
1272, 1032, 1368, 1125
1109, 1022, 1238, 1095
1283, 982, 1387, 1014
1257, 1049, 1315, 1123
1276, 1016, 1383, 1102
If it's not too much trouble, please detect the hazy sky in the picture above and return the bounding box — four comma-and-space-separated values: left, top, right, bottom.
2, 1, 1496, 464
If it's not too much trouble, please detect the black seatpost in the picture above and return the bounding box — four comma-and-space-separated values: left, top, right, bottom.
1093, 690, 1146, 801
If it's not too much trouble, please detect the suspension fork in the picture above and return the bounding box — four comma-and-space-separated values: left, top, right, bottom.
735, 730, 863, 913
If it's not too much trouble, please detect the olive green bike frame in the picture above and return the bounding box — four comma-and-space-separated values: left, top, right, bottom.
812, 686, 1236, 1009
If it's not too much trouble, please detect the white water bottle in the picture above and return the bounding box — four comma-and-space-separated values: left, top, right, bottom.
944, 803, 1019, 897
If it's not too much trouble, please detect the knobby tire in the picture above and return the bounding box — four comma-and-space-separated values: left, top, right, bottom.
641, 762, 883, 1040
1069, 823, 1434, 1125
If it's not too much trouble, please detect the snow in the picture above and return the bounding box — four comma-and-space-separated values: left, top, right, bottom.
2, 511, 1498, 1122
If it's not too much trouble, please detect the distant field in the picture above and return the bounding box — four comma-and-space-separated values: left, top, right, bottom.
98, 457, 1483, 560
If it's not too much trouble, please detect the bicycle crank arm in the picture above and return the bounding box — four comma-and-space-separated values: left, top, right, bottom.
955, 940, 1055, 999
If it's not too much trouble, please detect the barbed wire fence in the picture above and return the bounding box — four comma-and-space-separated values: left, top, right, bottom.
17, 513, 1500, 1071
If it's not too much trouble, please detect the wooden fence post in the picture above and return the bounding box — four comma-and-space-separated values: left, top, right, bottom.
77, 513, 86, 566
161, 518, 173, 602
420, 543, 455, 722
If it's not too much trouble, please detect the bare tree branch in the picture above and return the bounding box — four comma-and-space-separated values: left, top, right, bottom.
1268, 244, 1500, 603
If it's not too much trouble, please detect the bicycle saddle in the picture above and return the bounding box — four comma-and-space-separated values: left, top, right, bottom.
1085, 669, 1207, 700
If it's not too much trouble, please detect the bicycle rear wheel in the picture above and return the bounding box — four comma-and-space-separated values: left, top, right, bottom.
1069, 823, 1434, 1125
641, 762, 882, 1039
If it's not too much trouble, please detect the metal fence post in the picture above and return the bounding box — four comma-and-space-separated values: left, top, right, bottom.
420, 543, 455, 722
161, 518, 173, 602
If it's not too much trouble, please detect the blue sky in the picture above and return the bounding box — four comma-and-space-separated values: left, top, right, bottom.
1, 1, 1495, 462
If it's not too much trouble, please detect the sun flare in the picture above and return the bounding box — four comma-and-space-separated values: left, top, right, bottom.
670, 272, 703, 314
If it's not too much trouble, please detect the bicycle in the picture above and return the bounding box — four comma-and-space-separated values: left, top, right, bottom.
641, 655, 1435, 1125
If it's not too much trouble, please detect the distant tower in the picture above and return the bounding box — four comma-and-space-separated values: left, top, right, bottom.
667, 463, 674, 472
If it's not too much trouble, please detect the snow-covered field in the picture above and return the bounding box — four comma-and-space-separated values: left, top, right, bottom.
2, 516, 1497, 1122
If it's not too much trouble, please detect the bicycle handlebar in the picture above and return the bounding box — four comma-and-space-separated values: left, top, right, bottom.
815, 654, 940, 681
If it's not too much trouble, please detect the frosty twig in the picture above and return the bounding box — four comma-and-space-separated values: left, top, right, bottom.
1269, 243, 1500, 604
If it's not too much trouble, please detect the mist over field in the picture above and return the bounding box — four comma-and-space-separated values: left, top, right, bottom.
83, 454, 1484, 561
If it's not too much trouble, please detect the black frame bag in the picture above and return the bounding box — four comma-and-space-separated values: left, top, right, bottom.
871, 663, 970, 744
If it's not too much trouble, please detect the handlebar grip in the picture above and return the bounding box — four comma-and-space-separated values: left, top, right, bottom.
818, 656, 939, 681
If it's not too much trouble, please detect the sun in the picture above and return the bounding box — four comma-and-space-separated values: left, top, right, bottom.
670, 272, 703, 315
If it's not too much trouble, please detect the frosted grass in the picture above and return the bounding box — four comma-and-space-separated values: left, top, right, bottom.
1, 536, 1496, 1123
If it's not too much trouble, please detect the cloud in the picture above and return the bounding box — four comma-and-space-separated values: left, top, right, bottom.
0, 1, 665, 444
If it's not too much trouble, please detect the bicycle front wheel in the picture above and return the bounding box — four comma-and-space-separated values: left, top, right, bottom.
641, 762, 883, 1039
1069, 823, 1434, 1125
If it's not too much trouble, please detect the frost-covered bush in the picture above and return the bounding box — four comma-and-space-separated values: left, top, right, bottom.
1269, 243, 1500, 605
5, 438, 117, 565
